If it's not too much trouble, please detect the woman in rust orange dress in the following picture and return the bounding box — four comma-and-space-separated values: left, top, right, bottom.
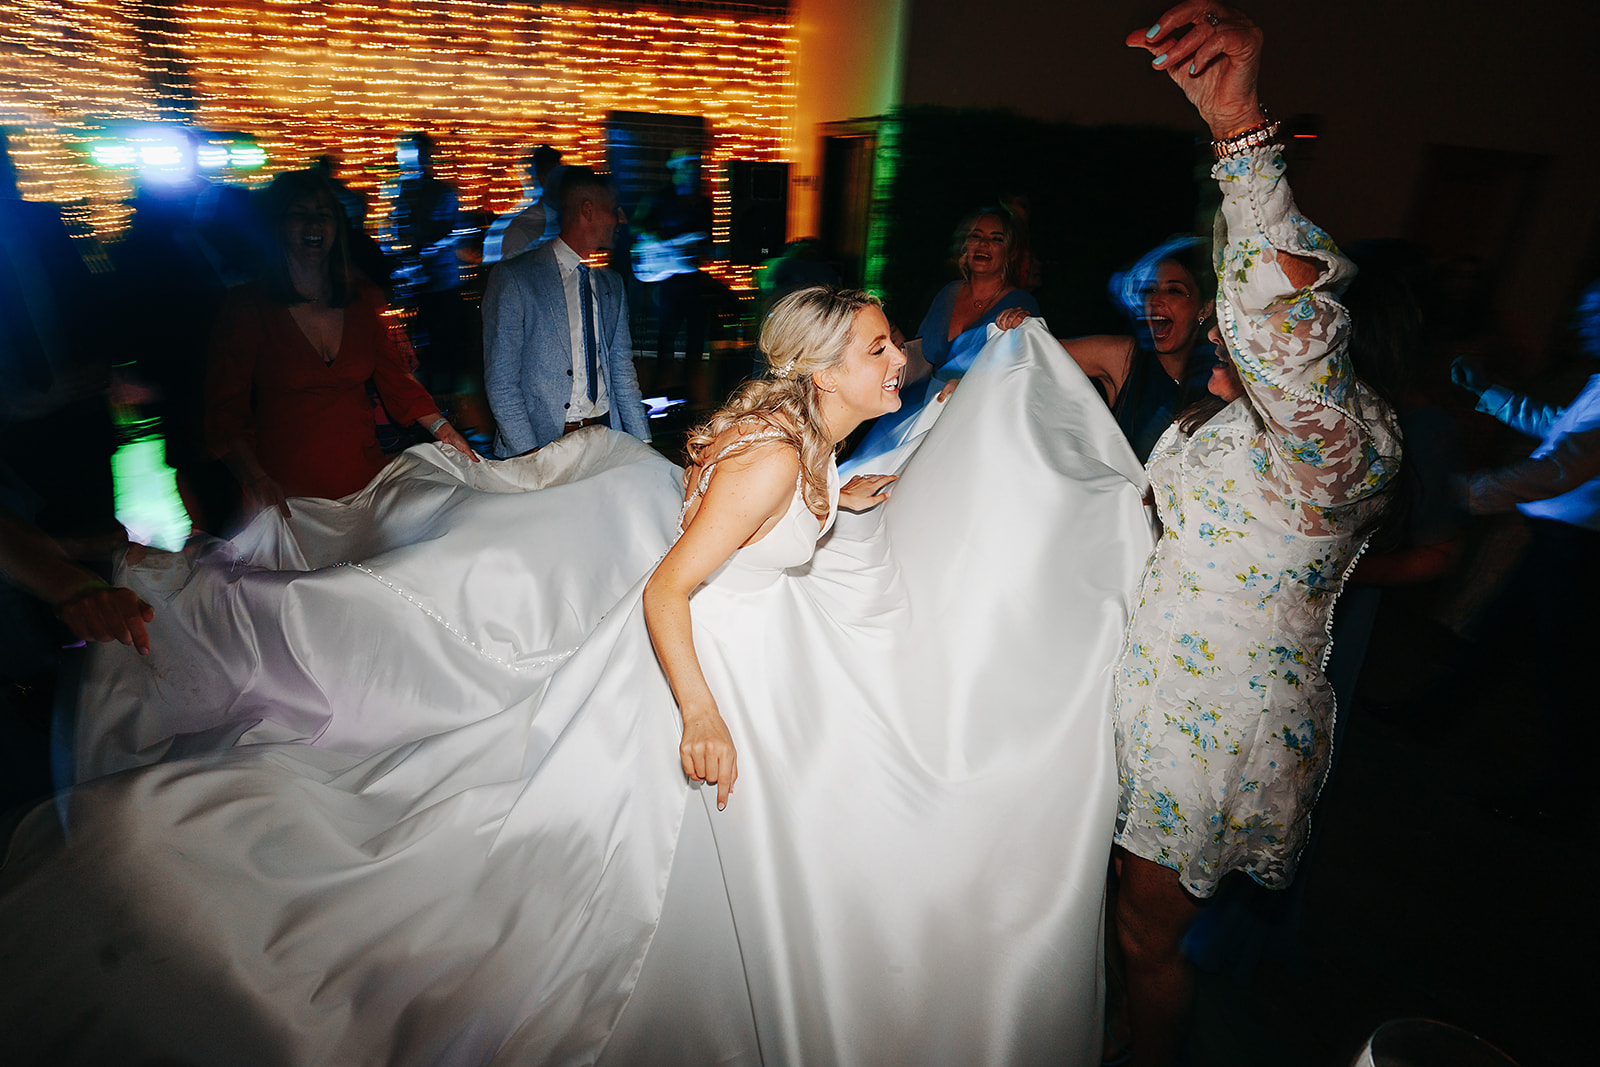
206, 170, 474, 522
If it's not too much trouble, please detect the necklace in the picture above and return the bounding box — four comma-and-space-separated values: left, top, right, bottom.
969, 284, 1002, 311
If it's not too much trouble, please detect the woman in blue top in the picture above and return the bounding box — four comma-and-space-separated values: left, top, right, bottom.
843, 205, 1039, 471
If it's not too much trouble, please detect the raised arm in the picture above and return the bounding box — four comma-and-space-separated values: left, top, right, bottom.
1134, 2, 1395, 509
642, 441, 799, 809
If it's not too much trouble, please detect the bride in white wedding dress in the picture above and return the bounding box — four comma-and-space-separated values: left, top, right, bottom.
0, 288, 1152, 1066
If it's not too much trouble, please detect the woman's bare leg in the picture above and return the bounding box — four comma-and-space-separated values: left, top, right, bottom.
1114, 848, 1202, 1067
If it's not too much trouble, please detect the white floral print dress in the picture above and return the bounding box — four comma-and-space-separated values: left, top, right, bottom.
1113, 146, 1402, 897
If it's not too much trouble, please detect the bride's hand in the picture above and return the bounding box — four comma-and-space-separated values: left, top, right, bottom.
839, 474, 897, 511
680, 708, 738, 810
995, 307, 1031, 331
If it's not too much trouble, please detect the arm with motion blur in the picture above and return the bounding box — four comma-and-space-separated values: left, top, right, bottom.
0, 509, 153, 654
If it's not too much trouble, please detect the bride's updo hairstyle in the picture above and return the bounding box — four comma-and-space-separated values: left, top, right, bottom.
686, 285, 879, 518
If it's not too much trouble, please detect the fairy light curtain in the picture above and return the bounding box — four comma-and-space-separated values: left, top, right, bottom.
0, 0, 796, 251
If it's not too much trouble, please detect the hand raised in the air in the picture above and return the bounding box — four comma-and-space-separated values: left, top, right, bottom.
1128, 3, 1265, 139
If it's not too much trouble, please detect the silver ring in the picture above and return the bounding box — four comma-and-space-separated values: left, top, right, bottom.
1204, 11, 1221, 26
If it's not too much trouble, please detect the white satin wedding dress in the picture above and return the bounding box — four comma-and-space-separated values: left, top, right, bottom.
0, 321, 1153, 1066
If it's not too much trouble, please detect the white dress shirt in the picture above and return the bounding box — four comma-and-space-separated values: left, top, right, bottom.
550, 237, 608, 421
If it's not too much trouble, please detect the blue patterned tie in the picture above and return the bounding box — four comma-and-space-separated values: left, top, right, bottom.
577, 262, 599, 404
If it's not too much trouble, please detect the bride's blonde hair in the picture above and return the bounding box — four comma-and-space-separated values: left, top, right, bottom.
685, 286, 880, 517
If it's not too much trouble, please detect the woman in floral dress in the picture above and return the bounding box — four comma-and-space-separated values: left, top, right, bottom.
1111, 6, 1401, 1063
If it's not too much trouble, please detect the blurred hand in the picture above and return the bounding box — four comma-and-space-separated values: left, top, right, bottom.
995, 307, 1032, 331
839, 474, 898, 511
1450, 356, 1489, 397
1128, 3, 1265, 138
245, 473, 292, 520
57, 583, 154, 655
433, 421, 480, 462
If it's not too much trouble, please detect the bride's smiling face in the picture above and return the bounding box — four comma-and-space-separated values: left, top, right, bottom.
822, 305, 906, 420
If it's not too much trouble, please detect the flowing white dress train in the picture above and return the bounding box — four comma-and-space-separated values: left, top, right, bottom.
0, 320, 1153, 1066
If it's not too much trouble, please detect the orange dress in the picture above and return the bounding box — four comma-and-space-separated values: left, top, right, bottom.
205, 283, 439, 500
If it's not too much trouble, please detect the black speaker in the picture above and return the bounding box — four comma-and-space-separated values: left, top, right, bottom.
727, 161, 789, 265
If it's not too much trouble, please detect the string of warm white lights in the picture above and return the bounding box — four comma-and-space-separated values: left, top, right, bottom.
1, 0, 796, 284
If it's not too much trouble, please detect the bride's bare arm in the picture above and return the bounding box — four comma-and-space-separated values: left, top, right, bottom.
642, 443, 799, 809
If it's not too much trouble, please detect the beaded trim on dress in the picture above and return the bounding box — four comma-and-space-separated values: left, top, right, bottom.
676, 427, 801, 535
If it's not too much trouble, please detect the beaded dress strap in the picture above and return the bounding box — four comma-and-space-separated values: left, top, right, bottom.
677, 428, 798, 533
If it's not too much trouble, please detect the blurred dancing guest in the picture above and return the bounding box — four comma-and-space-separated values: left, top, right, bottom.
840, 205, 1037, 471
0, 130, 116, 542
914, 205, 1038, 385
1034, 238, 1220, 462
482, 167, 648, 456
1450, 279, 1600, 807
391, 132, 465, 392
310, 153, 392, 296
206, 170, 473, 521
634, 148, 715, 363
1453, 282, 1600, 524
483, 144, 563, 265
998, 238, 1220, 462
1111, 7, 1401, 1064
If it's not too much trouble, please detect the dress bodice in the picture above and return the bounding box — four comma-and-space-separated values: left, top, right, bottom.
679, 430, 840, 591
727, 459, 839, 573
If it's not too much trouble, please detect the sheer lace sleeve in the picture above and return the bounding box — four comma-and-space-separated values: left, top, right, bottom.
1212, 147, 1398, 511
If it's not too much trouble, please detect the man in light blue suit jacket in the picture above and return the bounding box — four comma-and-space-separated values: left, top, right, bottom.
483, 168, 649, 457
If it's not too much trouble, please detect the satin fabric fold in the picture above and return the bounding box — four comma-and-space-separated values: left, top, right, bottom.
1, 320, 1153, 1066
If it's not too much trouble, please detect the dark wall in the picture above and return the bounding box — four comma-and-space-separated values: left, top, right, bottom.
900, 0, 1600, 355
880, 106, 1204, 339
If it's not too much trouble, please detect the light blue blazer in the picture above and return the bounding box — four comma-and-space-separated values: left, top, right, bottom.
482, 241, 649, 457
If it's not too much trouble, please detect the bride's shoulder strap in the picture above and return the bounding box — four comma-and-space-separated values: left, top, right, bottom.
685, 426, 800, 515
707, 425, 791, 467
